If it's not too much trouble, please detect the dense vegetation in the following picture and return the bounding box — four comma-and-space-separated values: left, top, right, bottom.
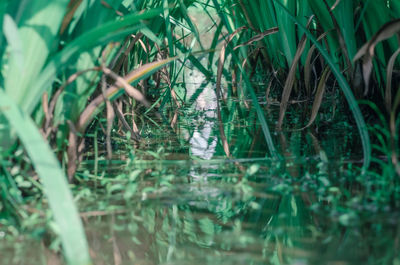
0, 0, 399, 264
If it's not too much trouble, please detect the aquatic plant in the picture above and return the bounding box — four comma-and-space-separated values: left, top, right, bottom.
210, 0, 400, 173
0, 0, 399, 264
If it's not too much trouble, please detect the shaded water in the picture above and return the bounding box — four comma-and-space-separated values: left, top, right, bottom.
1, 78, 399, 265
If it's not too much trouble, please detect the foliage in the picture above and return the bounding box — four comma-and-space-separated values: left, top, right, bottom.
0, 0, 399, 264
1, 0, 198, 263
211, 0, 400, 172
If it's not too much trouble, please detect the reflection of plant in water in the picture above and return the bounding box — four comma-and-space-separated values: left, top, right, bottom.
263, 194, 314, 265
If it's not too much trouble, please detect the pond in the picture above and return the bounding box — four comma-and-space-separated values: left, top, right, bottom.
1, 69, 399, 265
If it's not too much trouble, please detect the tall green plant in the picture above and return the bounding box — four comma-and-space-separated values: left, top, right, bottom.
273, 1, 371, 172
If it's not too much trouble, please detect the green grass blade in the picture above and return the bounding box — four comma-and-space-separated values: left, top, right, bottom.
273, 0, 371, 172
0, 90, 91, 265
178, 0, 203, 50
163, 0, 175, 77
297, 1, 311, 65
241, 67, 279, 159
174, 40, 212, 77
164, 0, 174, 57
58, 0, 127, 122
273, 0, 296, 66
334, 0, 357, 60
307, 0, 340, 63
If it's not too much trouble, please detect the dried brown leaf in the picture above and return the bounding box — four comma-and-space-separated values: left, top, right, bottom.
276, 27, 309, 130
330, 0, 341, 11
322, 0, 352, 75
385, 47, 400, 112
353, 19, 400, 93
102, 75, 115, 160
233, 27, 279, 50
66, 121, 79, 181
304, 32, 328, 94
303, 67, 331, 129
60, 0, 83, 35
78, 58, 175, 133
112, 102, 140, 141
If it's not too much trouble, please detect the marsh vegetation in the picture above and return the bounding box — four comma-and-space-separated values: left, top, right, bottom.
0, 0, 399, 264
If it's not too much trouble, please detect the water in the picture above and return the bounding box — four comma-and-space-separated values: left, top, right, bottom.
1, 77, 399, 265
3, 155, 399, 265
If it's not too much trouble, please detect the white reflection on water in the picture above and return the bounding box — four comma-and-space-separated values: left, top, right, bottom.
185, 60, 218, 161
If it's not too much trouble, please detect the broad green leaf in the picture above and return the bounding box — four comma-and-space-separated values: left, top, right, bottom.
0, 89, 91, 265
3, 14, 24, 72
4, 0, 69, 106
273, 0, 296, 66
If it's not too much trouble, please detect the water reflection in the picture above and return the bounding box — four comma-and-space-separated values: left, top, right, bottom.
2, 158, 400, 265
185, 60, 218, 160
2, 81, 399, 265
75, 161, 399, 265
189, 114, 217, 160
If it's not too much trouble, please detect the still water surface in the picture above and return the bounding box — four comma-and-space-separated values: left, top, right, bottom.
1, 78, 399, 265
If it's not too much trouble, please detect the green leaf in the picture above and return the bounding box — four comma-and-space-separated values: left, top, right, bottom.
0, 89, 91, 265
4, 0, 69, 105
2, 14, 24, 71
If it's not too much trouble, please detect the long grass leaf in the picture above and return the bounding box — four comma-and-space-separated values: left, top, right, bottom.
213, 0, 278, 159
239, 65, 279, 159
178, 0, 204, 50
307, 0, 340, 64
273, 0, 296, 66
164, 0, 174, 58
322, 0, 352, 72
332, 0, 357, 60
0, 90, 91, 265
0, 1, 6, 52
